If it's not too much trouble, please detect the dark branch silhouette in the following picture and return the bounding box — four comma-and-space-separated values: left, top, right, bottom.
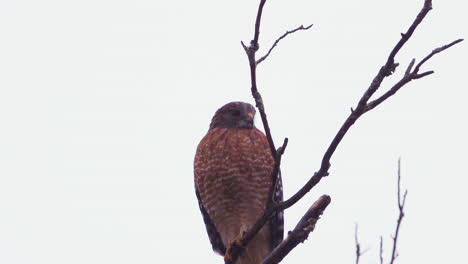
379, 236, 384, 264
353, 159, 408, 264
354, 224, 362, 264
260, 195, 331, 264
354, 224, 370, 264
365, 38, 463, 112
223, 0, 462, 263
389, 159, 408, 264
256, 24, 313, 65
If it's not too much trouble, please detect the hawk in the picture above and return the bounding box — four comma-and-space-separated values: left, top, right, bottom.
194, 101, 283, 264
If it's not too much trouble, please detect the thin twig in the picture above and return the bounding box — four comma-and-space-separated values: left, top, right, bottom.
261, 195, 331, 264
252, 0, 267, 48
413, 38, 464, 73
257, 24, 313, 65
243, 1, 277, 157
380, 236, 384, 264
355, 224, 362, 264
357, 160, 408, 264
354, 224, 369, 264
366, 38, 463, 112
386, 0, 433, 68
389, 159, 408, 264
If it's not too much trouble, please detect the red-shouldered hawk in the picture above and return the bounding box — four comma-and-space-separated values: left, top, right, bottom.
194, 102, 283, 264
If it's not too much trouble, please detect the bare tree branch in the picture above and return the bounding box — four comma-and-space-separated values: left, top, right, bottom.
389, 158, 408, 264
241, 0, 277, 159
355, 224, 362, 264
256, 24, 313, 65
354, 224, 369, 264
385, 0, 432, 71
226, 0, 462, 263
365, 38, 464, 112
413, 38, 464, 73
354, 160, 408, 264
277, 0, 461, 213
261, 195, 331, 264
252, 0, 267, 48
379, 236, 384, 264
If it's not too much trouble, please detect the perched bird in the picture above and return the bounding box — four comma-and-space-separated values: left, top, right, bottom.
194, 101, 283, 264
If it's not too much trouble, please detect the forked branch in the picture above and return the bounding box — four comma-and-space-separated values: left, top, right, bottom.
354, 224, 364, 264
226, 0, 313, 261
353, 159, 408, 264
365, 38, 463, 112
225, 0, 462, 263
257, 24, 314, 65
389, 159, 408, 264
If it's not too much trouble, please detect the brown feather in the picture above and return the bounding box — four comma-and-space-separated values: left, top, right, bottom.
195, 102, 282, 264
195, 128, 274, 263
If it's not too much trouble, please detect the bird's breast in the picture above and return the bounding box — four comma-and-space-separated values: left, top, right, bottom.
194, 128, 274, 236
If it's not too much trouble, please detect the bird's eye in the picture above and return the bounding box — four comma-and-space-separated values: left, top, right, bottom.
231, 110, 241, 116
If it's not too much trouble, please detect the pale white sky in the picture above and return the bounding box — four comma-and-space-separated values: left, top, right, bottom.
0, 0, 467, 263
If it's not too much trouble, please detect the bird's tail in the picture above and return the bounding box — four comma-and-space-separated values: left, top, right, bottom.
236, 226, 272, 264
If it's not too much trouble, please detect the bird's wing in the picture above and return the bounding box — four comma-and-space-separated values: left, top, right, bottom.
269, 170, 284, 249
195, 185, 226, 255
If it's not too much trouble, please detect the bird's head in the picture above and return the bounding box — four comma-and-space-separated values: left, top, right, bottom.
209, 102, 256, 129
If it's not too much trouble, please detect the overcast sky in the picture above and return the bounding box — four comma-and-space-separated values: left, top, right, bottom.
0, 0, 467, 263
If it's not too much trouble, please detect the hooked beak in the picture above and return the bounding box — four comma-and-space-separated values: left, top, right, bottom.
239, 112, 254, 128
